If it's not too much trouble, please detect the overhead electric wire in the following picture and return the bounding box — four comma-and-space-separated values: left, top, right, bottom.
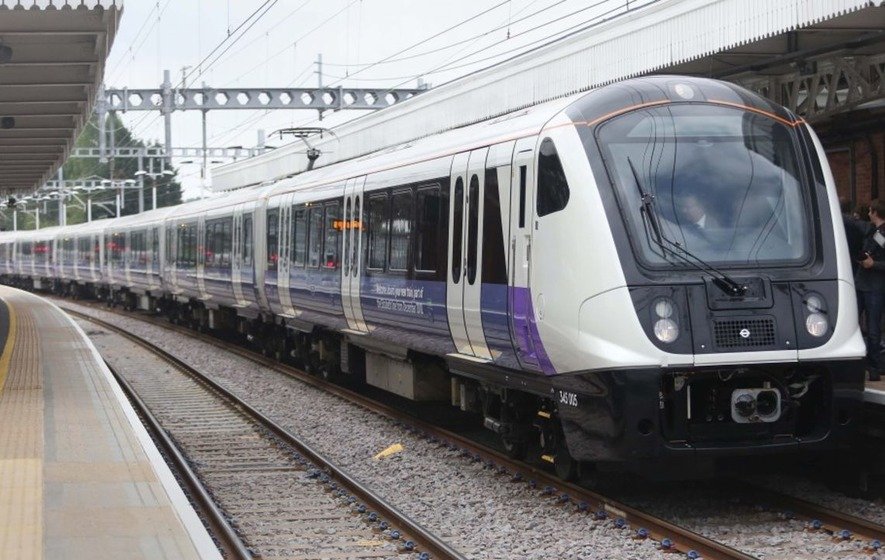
106, 0, 175, 86
223, 0, 360, 87
394, 0, 644, 88
181, 0, 278, 87
260, 0, 658, 150
126, 0, 280, 143
320, 0, 553, 69
208, 0, 314, 75
209, 0, 522, 144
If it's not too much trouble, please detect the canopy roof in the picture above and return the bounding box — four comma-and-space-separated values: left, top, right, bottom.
0, 0, 121, 197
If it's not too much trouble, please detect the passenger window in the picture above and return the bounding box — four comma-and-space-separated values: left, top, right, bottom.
293, 208, 306, 267
352, 195, 362, 277
467, 175, 480, 285
367, 194, 388, 270
537, 138, 570, 217
452, 178, 464, 283
343, 198, 352, 272
324, 202, 341, 269
243, 214, 253, 267
308, 206, 324, 268
483, 169, 507, 284
415, 186, 441, 274
518, 165, 527, 228
390, 190, 412, 272
266, 209, 279, 271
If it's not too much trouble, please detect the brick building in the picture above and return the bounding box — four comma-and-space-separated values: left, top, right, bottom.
820, 111, 885, 208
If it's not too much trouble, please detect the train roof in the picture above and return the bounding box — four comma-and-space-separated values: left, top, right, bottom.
261, 92, 584, 199
161, 182, 278, 222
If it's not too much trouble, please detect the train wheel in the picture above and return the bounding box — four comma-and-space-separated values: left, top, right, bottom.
502, 437, 527, 460
554, 440, 579, 482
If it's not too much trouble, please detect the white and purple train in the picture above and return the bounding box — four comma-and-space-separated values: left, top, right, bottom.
0, 76, 867, 479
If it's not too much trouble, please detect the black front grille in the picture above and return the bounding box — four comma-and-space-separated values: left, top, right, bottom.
713, 317, 776, 349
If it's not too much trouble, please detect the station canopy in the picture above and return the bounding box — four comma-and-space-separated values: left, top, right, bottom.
0, 0, 121, 198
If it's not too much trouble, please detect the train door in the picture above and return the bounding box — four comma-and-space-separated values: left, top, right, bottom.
196, 219, 208, 299
341, 177, 369, 332
278, 196, 295, 316
231, 207, 247, 307
508, 138, 541, 371
124, 230, 133, 286
447, 150, 493, 359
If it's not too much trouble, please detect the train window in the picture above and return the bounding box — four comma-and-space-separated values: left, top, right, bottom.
466, 175, 480, 284
483, 169, 507, 284
415, 186, 441, 274
390, 191, 412, 272
343, 198, 351, 272
537, 138, 570, 217
266, 209, 279, 271
308, 206, 324, 268
293, 208, 306, 267
323, 202, 341, 269
204, 222, 214, 266
367, 194, 388, 270
243, 214, 253, 267
178, 226, 186, 266
221, 219, 232, 267
451, 177, 464, 283
109, 234, 123, 264
518, 165, 527, 228
166, 226, 174, 265
78, 238, 88, 265
152, 228, 159, 267
352, 195, 362, 277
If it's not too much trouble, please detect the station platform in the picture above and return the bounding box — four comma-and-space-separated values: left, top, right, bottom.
0, 286, 221, 560
866, 377, 885, 406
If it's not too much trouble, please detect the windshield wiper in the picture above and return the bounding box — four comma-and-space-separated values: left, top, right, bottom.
627, 157, 747, 297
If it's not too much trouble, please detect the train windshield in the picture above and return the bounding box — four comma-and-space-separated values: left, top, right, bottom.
596, 104, 810, 268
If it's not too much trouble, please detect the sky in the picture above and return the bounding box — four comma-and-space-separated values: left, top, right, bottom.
104, 0, 650, 198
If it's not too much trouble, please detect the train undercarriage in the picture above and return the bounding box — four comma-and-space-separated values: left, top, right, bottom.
3, 276, 877, 489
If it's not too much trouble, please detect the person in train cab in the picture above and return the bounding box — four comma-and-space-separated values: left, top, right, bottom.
856, 198, 885, 381
676, 191, 719, 231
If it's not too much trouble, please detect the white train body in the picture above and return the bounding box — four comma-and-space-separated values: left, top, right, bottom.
0, 76, 866, 475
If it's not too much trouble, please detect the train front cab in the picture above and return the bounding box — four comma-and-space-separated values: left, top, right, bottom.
525, 76, 866, 478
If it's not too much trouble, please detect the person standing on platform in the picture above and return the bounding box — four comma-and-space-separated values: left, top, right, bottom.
856, 199, 885, 381
842, 197, 868, 276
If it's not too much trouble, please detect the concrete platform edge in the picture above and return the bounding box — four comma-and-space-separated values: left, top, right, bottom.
49, 300, 223, 560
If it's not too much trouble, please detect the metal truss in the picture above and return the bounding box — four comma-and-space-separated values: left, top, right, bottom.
97, 70, 428, 165
103, 85, 426, 112
69, 146, 266, 159
738, 53, 885, 121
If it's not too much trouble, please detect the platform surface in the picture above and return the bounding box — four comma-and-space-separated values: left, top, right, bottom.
0, 287, 220, 560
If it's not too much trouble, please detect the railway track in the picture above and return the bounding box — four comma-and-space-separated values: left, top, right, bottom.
72, 309, 465, 560
65, 300, 885, 560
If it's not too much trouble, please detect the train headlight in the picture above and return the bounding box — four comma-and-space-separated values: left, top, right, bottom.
805, 312, 828, 337
805, 294, 824, 314
653, 298, 674, 319
653, 318, 679, 343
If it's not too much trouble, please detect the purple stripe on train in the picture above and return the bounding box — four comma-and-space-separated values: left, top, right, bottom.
509, 286, 556, 376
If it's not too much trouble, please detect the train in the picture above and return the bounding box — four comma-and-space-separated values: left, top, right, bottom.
0, 75, 867, 480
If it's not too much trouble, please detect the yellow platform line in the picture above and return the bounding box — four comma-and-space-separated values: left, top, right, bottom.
0, 299, 16, 395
